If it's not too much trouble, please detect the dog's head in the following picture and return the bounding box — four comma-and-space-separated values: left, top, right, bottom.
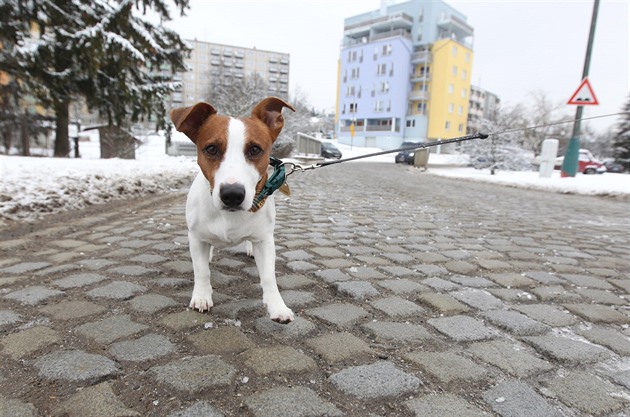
170, 97, 295, 212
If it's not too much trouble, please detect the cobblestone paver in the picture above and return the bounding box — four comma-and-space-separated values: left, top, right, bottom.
1, 163, 629, 416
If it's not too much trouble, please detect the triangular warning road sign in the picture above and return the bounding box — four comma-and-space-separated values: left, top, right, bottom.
568, 78, 599, 105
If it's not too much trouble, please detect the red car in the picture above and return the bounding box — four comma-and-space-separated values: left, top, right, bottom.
555, 149, 606, 174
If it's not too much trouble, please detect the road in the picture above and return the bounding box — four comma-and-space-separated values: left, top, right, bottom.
1, 162, 629, 416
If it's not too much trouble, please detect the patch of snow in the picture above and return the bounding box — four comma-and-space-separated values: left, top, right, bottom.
421, 167, 629, 198
0, 155, 197, 222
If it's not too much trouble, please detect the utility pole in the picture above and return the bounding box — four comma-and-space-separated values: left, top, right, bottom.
561, 0, 600, 177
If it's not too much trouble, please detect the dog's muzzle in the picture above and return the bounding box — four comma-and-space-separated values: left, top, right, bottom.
219, 183, 246, 210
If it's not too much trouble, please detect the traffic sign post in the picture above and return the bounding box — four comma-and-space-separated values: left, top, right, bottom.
350, 121, 355, 150
561, 0, 600, 178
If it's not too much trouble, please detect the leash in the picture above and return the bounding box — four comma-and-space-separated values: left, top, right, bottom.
250, 110, 629, 210
285, 132, 488, 173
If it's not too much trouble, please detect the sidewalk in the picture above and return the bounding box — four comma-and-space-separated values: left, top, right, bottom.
1, 162, 629, 416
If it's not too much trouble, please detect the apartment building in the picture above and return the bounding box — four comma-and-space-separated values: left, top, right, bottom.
173, 39, 290, 108
467, 85, 500, 134
337, 0, 474, 149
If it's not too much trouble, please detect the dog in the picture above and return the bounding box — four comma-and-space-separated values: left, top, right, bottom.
169, 97, 296, 323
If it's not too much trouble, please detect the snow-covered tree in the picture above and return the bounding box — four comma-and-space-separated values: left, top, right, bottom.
462, 106, 532, 175
612, 94, 630, 170
203, 76, 314, 158
1, 0, 190, 157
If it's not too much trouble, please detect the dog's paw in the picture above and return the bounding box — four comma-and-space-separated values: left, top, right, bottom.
245, 240, 253, 257
268, 304, 295, 324
189, 290, 214, 312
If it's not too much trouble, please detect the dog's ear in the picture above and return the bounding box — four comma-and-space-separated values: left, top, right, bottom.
170, 102, 217, 142
251, 97, 296, 140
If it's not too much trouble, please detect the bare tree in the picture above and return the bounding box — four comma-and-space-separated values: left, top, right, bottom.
204, 75, 314, 158
519, 90, 570, 155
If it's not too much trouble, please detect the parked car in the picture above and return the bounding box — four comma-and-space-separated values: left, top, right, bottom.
603, 158, 626, 173
554, 149, 606, 174
321, 141, 342, 159
395, 141, 422, 164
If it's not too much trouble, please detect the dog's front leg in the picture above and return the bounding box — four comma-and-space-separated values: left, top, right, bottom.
188, 233, 214, 312
253, 238, 294, 323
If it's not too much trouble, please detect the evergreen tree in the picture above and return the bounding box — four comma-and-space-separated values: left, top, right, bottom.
0, 0, 189, 157
612, 94, 630, 170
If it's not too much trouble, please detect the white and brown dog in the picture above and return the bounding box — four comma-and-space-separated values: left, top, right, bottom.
170, 97, 296, 323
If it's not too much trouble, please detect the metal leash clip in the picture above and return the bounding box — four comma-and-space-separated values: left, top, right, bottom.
282, 161, 322, 177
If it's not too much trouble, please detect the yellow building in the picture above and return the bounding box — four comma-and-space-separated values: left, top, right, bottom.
426, 38, 473, 141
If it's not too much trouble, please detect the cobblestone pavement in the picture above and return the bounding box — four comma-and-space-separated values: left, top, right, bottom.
1, 162, 629, 417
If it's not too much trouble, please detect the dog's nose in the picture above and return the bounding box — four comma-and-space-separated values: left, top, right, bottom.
219, 183, 246, 208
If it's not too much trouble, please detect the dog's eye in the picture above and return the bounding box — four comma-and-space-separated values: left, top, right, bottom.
204, 144, 219, 156
248, 145, 262, 157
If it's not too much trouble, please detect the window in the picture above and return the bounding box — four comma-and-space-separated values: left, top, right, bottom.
349, 103, 355, 113
380, 81, 389, 93
389, 62, 394, 76
458, 105, 463, 115
406, 119, 416, 127
448, 84, 454, 94
461, 88, 467, 98
458, 123, 464, 132
462, 70, 467, 80
452, 46, 457, 56
465, 52, 471, 62
374, 100, 383, 112
418, 8, 423, 22
445, 121, 451, 130
416, 102, 427, 115
448, 103, 454, 113
452, 65, 458, 77
377, 63, 387, 76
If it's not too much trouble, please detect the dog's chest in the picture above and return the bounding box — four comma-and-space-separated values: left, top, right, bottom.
202, 221, 255, 248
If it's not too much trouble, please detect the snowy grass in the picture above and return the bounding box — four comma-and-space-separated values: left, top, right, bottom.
1, 138, 628, 223
0, 155, 197, 222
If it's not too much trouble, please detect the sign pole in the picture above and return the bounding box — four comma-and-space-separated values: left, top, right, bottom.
561, 0, 600, 177
350, 120, 355, 150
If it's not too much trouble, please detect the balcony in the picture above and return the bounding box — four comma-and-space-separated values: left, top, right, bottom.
409, 91, 430, 101
410, 74, 430, 82
344, 12, 414, 38
366, 125, 394, 132
411, 51, 431, 64
437, 14, 474, 41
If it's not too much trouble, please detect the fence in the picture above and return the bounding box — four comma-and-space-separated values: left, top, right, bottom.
295, 132, 322, 156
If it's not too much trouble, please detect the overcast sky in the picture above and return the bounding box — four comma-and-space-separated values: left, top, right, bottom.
166, 0, 629, 133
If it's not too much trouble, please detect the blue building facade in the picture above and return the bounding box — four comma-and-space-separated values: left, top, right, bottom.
337, 0, 474, 149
